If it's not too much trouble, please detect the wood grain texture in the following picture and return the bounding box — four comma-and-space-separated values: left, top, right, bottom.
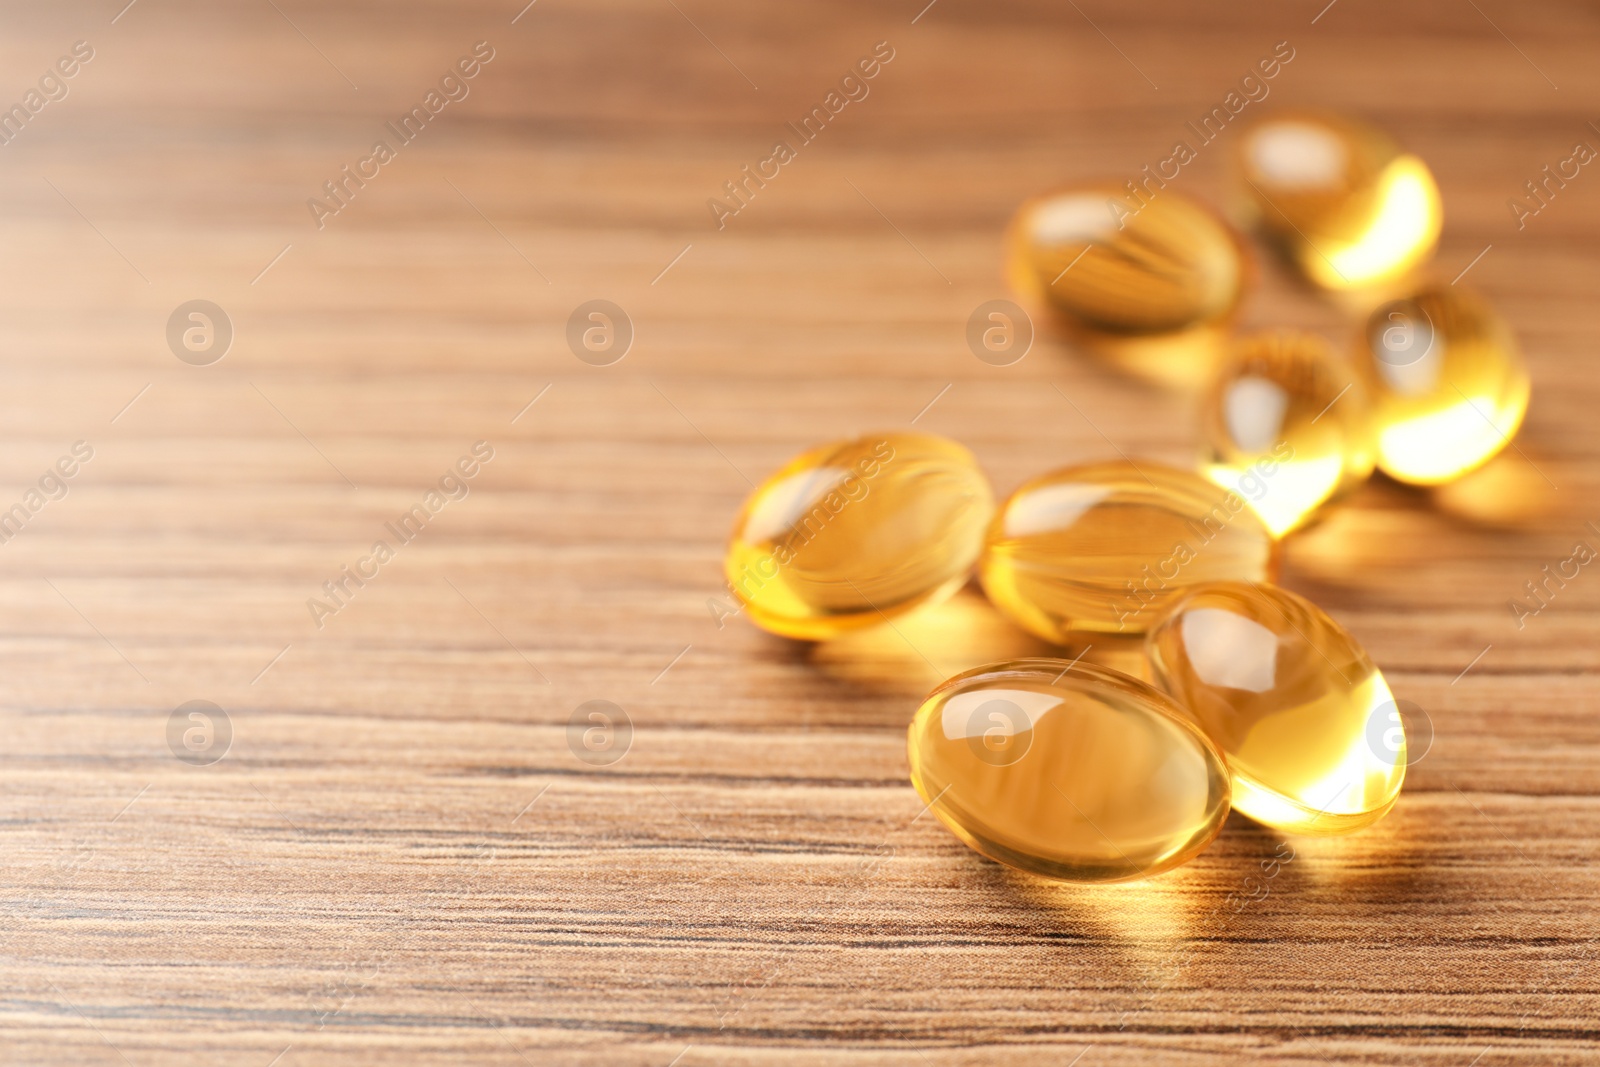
1, 0, 1598, 1063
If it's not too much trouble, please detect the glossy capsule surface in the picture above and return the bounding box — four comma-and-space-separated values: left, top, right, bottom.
1007, 185, 1245, 333
980, 461, 1277, 640
1201, 331, 1375, 537
1006, 186, 1246, 385
907, 659, 1231, 882
1353, 286, 1531, 485
1237, 112, 1441, 291
724, 432, 993, 639
1147, 582, 1406, 835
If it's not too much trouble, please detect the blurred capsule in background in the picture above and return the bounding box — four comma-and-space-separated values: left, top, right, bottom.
1353, 286, 1531, 485
979, 460, 1277, 641
907, 659, 1231, 882
724, 432, 993, 640
1237, 112, 1441, 292
1006, 185, 1247, 387
1147, 581, 1407, 835
1201, 331, 1375, 537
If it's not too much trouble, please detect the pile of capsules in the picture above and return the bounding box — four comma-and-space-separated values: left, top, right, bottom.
723, 112, 1531, 883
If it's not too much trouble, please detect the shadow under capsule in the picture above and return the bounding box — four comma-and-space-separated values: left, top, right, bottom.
1263, 795, 1438, 904
1276, 474, 1448, 587
1032, 309, 1234, 393
993, 858, 1212, 938
1283, 454, 1568, 595
1429, 446, 1565, 531
906, 858, 1214, 1027
806, 586, 1057, 699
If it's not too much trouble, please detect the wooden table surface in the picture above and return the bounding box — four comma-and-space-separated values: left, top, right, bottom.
2, 0, 1598, 1063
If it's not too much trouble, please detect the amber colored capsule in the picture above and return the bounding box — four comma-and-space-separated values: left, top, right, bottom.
1237, 112, 1441, 291
1006, 186, 1247, 386
1200, 331, 1375, 537
1147, 582, 1406, 835
1352, 285, 1531, 485
724, 432, 993, 640
907, 659, 1231, 882
979, 461, 1277, 641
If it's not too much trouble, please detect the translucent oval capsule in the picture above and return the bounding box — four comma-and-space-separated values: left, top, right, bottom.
1237, 112, 1441, 291
907, 659, 1231, 882
1006, 186, 1247, 386
724, 432, 994, 640
1200, 331, 1375, 537
1146, 581, 1406, 835
979, 461, 1277, 641
1353, 286, 1531, 485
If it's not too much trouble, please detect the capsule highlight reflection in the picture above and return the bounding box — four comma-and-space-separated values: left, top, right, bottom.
1147, 581, 1406, 835
1238, 113, 1441, 291
980, 461, 1278, 640
1353, 286, 1531, 485
907, 659, 1232, 882
725, 432, 994, 639
1007, 186, 1248, 386
1201, 331, 1375, 537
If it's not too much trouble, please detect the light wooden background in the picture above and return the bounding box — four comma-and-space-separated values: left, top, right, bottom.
1, 0, 1597, 1063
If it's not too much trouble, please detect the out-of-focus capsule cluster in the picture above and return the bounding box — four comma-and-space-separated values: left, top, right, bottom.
720, 110, 1519, 884
1003, 110, 1531, 537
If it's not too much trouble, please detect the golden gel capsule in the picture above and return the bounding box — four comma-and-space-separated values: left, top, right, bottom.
724, 432, 993, 640
1006, 186, 1246, 386
1147, 582, 1406, 835
1200, 331, 1375, 537
907, 659, 1231, 882
1237, 112, 1441, 291
980, 461, 1277, 640
1353, 286, 1531, 485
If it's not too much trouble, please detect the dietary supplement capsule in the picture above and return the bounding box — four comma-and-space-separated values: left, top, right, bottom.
1353, 285, 1531, 485
1146, 581, 1406, 835
1237, 112, 1441, 291
724, 432, 993, 640
907, 659, 1231, 882
1200, 331, 1375, 537
1006, 185, 1247, 386
980, 460, 1277, 641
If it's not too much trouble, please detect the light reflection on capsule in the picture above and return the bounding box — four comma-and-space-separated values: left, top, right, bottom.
1238, 113, 1442, 292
